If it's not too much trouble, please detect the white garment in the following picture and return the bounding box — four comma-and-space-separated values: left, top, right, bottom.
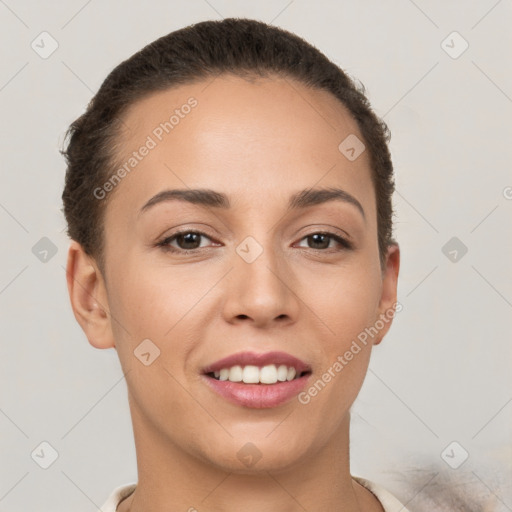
98, 475, 410, 511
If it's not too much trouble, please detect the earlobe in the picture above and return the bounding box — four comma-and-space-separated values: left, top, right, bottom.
373, 243, 401, 345
65, 241, 115, 349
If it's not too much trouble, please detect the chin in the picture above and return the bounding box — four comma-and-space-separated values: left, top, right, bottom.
196, 432, 314, 475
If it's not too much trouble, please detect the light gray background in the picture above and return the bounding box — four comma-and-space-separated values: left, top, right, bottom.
1, 1, 511, 511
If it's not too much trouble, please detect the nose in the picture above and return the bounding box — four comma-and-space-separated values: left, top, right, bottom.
221, 239, 300, 328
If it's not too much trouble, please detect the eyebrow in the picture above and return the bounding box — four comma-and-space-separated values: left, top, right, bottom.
139, 186, 365, 220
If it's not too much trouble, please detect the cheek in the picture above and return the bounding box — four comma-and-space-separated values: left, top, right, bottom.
296, 264, 379, 410
310, 281, 376, 385
105, 266, 201, 430
297, 279, 377, 434
106, 262, 209, 379
109, 262, 195, 333
307, 261, 381, 342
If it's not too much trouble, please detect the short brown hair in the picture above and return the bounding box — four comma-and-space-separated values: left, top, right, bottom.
61, 17, 397, 273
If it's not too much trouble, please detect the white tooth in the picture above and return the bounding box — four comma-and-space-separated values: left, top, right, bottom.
219, 368, 229, 381
260, 364, 278, 384
242, 365, 260, 384
214, 371, 220, 378
228, 365, 243, 382
286, 367, 297, 381
276, 364, 288, 382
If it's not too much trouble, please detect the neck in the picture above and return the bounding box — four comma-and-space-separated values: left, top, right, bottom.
118, 401, 374, 512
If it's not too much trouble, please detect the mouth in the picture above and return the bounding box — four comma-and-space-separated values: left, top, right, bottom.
201, 351, 312, 408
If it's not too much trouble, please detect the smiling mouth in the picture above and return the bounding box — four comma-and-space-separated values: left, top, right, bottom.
205, 364, 311, 385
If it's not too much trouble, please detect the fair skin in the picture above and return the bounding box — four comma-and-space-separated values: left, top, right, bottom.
66, 74, 399, 512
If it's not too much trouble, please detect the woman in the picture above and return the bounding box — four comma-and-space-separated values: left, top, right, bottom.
62, 18, 404, 511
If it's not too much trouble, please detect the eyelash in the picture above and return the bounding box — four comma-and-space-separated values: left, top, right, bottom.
156, 229, 353, 254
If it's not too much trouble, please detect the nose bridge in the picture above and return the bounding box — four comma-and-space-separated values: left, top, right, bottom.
224, 232, 297, 324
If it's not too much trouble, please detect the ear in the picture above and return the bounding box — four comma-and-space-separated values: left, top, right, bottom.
65, 241, 115, 349
373, 243, 400, 345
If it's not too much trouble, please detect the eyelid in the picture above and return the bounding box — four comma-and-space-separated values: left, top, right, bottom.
298, 224, 352, 240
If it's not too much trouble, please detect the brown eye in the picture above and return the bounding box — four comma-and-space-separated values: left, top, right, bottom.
158, 230, 215, 253
307, 233, 331, 249
297, 232, 352, 251
173, 232, 203, 250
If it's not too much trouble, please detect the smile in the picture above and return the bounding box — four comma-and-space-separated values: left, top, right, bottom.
208, 364, 308, 384
202, 351, 312, 408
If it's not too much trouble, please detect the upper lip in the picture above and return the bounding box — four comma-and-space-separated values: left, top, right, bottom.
202, 351, 312, 375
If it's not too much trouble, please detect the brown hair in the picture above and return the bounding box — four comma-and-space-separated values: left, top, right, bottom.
61, 17, 397, 274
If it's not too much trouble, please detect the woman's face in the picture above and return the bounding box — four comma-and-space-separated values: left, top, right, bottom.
90, 74, 399, 471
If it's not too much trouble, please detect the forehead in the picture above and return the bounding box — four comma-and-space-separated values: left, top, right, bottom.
107, 74, 374, 218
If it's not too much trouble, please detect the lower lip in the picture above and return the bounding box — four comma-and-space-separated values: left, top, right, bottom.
202, 374, 311, 409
